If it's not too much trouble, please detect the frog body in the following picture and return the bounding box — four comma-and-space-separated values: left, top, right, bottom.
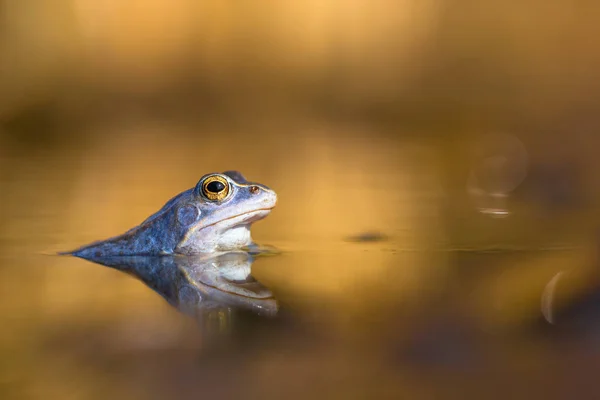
63, 171, 276, 258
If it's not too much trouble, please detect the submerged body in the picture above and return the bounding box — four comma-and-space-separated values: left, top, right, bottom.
64, 171, 277, 258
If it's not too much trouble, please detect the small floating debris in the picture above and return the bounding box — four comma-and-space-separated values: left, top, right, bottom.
344, 231, 389, 243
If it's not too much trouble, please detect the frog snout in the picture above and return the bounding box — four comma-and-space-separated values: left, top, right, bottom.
268, 192, 278, 206
247, 184, 277, 207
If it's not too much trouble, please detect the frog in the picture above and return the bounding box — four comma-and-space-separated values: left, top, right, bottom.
62, 171, 277, 259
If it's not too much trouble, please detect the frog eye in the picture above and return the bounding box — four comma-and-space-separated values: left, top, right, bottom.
201, 174, 230, 201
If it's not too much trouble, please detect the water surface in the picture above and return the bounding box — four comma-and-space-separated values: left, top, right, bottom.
1, 122, 599, 399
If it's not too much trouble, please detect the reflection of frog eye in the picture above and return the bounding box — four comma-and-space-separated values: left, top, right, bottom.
201, 175, 230, 201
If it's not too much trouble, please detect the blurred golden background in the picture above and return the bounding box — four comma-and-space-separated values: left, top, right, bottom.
2, 1, 600, 399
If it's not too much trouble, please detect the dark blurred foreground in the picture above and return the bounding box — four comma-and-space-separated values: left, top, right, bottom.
3, 1, 600, 399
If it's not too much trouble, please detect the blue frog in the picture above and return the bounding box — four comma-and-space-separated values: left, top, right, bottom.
63, 171, 277, 258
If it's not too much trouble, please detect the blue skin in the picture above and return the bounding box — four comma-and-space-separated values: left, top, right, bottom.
63, 171, 277, 259
82, 251, 278, 317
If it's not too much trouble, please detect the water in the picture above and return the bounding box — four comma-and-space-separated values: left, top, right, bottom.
1, 117, 600, 399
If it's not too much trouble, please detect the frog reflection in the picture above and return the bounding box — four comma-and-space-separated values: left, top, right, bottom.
82, 251, 278, 318
62, 171, 277, 257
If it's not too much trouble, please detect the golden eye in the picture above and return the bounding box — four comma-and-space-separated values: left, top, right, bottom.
201, 175, 230, 201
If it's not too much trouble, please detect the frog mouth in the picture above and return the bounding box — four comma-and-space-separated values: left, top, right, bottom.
201, 207, 275, 230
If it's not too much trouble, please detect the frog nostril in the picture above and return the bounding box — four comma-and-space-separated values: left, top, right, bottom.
249, 185, 260, 194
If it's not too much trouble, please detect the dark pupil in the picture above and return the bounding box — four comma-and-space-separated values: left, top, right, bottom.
206, 180, 225, 193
